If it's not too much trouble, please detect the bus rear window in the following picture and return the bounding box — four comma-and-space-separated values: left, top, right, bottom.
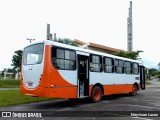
23, 43, 44, 65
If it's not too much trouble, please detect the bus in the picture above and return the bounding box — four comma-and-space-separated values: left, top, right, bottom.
20, 40, 145, 102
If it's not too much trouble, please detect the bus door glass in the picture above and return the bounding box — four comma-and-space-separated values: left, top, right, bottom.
78, 55, 89, 97
140, 66, 145, 90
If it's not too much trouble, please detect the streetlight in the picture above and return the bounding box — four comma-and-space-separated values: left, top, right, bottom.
26, 38, 35, 43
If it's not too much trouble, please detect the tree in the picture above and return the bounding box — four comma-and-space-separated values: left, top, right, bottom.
158, 62, 160, 71
112, 51, 143, 60
54, 38, 79, 47
11, 50, 23, 70
148, 68, 158, 76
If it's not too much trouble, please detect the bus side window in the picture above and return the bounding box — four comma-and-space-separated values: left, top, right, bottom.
115, 59, 124, 74
124, 61, 132, 74
132, 63, 139, 75
55, 49, 65, 69
104, 57, 114, 73
51, 47, 76, 70
90, 54, 102, 72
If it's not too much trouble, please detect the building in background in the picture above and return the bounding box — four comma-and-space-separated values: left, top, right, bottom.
0, 68, 20, 80
75, 39, 127, 54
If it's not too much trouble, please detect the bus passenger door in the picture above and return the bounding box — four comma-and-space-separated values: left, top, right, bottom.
140, 66, 145, 90
78, 55, 89, 97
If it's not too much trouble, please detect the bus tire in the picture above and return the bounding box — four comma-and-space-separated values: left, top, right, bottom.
91, 86, 102, 102
129, 85, 137, 96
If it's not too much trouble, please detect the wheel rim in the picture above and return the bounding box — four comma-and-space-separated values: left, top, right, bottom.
132, 86, 137, 95
94, 89, 100, 100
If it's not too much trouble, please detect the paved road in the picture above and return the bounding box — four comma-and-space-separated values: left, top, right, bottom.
0, 81, 160, 120
147, 79, 160, 88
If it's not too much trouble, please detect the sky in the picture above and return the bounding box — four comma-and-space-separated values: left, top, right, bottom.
0, 0, 160, 71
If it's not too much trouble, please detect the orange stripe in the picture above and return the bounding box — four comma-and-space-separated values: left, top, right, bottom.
38, 45, 51, 88
103, 84, 133, 95
89, 84, 134, 97
20, 84, 77, 98
20, 85, 41, 97
48, 87, 77, 98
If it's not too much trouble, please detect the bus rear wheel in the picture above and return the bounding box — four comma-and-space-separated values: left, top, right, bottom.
91, 86, 102, 102
129, 85, 137, 96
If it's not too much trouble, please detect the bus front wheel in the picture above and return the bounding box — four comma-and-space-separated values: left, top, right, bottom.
91, 86, 102, 102
129, 85, 137, 96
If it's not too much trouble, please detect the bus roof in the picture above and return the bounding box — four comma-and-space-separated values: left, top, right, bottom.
25, 40, 143, 64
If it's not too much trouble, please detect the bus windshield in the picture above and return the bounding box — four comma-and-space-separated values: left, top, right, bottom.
23, 43, 44, 65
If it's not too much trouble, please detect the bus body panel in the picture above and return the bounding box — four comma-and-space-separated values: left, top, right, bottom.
22, 64, 44, 89
22, 43, 45, 89
90, 72, 140, 95
57, 70, 77, 85
103, 84, 133, 95
90, 72, 140, 85
48, 65, 77, 98
21, 44, 77, 98
20, 40, 144, 99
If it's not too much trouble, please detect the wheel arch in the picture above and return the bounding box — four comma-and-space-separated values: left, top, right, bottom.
133, 82, 139, 90
92, 83, 104, 95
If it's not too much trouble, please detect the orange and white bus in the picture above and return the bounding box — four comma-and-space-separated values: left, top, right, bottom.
20, 40, 145, 102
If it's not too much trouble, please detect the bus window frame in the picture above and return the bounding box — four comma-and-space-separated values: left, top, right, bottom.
124, 61, 132, 74
90, 54, 103, 72
114, 59, 124, 74
103, 56, 114, 73
132, 62, 139, 75
23, 43, 44, 66
51, 46, 77, 71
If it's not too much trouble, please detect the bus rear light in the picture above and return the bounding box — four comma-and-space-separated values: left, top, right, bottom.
50, 85, 55, 88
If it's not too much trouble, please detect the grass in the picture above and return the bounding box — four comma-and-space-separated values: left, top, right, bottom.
0, 90, 53, 107
0, 79, 152, 107
0, 80, 20, 88
145, 81, 152, 85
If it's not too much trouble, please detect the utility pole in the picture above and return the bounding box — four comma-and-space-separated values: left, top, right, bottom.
26, 38, 35, 43
4, 69, 7, 80
127, 1, 133, 52
47, 23, 53, 40
47, 24, 50, 40
54, 33, 57, 41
